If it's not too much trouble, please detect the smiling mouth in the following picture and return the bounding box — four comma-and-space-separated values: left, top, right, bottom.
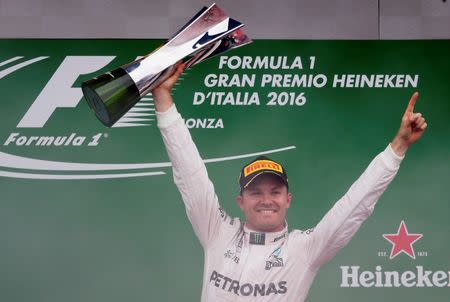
256, 209, 278, 214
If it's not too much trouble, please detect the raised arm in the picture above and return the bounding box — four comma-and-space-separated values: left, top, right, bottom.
152, 63, 227, 248
305, 92, 427, 270
151, 63, 184, 113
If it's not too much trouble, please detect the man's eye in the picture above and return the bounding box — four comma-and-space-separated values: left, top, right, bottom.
272, 191, 281, 195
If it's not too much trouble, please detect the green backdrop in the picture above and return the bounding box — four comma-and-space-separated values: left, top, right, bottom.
0, 40, 449, 301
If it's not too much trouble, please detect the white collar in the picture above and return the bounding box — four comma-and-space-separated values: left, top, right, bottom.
244, 222, 288, 245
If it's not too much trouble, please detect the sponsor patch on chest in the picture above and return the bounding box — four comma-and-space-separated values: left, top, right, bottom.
265, 247, 284, 270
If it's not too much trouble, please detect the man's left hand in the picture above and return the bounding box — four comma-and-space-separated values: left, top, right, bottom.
391, 92, 428, 156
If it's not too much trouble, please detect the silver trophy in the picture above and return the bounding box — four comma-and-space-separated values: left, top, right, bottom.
82, 3, 251, 127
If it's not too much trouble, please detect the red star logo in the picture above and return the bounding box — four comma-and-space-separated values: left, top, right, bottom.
383, 220, 423, 259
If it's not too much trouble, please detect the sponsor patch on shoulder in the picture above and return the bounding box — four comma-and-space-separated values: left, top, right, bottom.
301, 228, 314, 235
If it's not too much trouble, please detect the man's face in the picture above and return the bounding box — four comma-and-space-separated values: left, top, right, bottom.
236, 174, 292, 233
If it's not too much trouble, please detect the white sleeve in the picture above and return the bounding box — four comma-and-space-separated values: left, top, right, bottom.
157, 104, 226, 249
305, 144, 404, 270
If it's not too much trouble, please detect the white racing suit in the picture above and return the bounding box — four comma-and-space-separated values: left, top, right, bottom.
157, 104, 404, 302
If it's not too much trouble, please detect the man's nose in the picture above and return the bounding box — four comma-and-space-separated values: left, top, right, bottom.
260, 194, 274, 204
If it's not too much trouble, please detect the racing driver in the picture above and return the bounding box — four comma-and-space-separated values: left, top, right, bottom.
151, 62, 428, 301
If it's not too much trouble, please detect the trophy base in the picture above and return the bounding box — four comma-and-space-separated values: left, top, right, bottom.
82, 68, 141, 127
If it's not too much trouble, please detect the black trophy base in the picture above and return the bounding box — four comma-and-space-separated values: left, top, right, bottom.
82, 68, 141, 128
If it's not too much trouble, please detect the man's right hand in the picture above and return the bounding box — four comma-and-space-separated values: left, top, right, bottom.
151, 61, 185, 112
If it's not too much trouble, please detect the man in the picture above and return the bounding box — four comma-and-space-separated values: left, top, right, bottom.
151, 62, 427, 301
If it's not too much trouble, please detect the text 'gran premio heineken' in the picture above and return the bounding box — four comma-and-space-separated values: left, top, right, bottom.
81, 3, 251, 127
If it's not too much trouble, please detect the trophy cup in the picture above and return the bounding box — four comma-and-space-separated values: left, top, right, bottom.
82, 3, 252, 127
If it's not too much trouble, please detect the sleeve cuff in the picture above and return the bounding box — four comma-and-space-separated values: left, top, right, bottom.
381, 143, 405, 170
156, 104, 182, 128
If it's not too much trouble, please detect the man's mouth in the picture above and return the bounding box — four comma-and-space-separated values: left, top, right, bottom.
256, 209, 278, 214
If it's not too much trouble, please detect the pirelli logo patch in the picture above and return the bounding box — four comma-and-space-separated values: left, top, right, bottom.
244, 160, 283, 177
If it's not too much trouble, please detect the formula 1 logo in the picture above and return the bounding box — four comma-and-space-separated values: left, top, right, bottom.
0, 55, 296, 180
1, 56, 154, 128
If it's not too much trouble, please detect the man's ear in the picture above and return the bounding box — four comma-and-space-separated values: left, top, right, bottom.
286, 192, 292, 209
236, 195, 244, 210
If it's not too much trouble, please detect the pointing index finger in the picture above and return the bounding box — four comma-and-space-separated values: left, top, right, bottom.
405, 92, 419, 114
